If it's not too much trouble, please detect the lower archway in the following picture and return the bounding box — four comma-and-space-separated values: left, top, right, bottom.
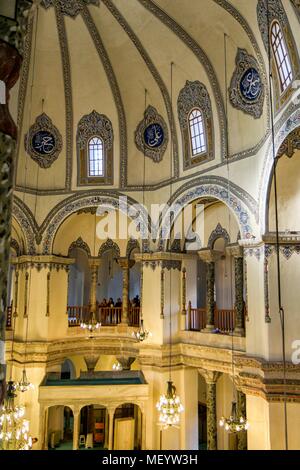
79, 405, 108, 450
113, 403, 142, 450
47, 406, 74, 450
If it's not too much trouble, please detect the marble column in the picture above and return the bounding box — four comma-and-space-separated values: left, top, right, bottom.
108, 407, 115, 450
227, 246, 245, 337
198, 251, 218, 332
119, 258, 134, 325
73, 408, 80, 450
201, 370, 221, 450
89, 260, 100, 320
237, 390, 247, 450
43, 407, 49, 450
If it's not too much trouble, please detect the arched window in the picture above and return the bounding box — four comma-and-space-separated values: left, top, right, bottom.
88, 136, 104, 177
188, 109, 207, 157
271, 21, 293, 93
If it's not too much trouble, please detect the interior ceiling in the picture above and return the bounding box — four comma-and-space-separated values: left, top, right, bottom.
15, 0, 269, 191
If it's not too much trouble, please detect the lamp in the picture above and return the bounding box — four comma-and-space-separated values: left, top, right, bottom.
219, 401, 249, 433
0, 382, 33, 450
132, 318, 151, 342
16, 369, 34, 393
156, 380, 184, 429
80, 311, 101, 333
156, 63, 183, 429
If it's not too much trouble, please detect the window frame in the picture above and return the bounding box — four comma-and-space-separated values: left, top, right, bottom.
270, 20, 293, 94
188, 108, 207, 158
87, 135, 105, 178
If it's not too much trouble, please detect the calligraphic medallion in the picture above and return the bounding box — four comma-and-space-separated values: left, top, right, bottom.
229, 49, 265, 119
25, 113, 62, 168
135, 105, 168, 163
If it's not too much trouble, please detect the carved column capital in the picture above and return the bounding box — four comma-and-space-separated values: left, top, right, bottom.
199, 369, 221, 384
226, 244, 243, 258
198, 249, 222, 263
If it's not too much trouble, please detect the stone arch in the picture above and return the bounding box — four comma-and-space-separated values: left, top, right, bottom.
12, 197, 38, 254
68, 237, 91, 257
259, 106, 300, 234
40, 191, 150, 254
158, 176, 257, 251
208, 223, 230, 249
126, 238, 140, 258
98, 239, 120, 258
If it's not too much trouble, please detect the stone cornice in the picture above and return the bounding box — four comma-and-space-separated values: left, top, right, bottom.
12, 255, 75, 270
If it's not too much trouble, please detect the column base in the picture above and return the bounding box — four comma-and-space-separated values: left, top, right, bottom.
201, 324, 215, 333
233, 327, 245, 337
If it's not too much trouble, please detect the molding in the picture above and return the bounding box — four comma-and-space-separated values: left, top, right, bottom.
41, 0, 99, 18
55, 6, 73, 190
24, 113, 63, 168
229, 48, 265, 119
102, 0, 179, 178
277, 126, 300, 158
135, 105, 168, 163
10, 239, 21, 257
68, 237, 91, 257
12, 196, 38, 254
81, 5, 128, 188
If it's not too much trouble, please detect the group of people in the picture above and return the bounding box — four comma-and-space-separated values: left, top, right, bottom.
98, 295, 140, 308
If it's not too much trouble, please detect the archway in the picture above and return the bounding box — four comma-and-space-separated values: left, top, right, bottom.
113, 403, 142, 450
61, 359, 76, 380
47, 406, 74, 450
79, 405, 108, 450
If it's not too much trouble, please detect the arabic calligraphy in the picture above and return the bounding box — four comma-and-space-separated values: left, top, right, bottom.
144, 123, 164, 148
32, 131, 55, 155
240, 68, 262, 101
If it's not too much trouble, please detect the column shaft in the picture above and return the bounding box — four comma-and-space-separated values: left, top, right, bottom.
207, 381, 217, 450
234, 256, 245, 336
205, 262, 215, 330
108, 410, 115, 450
237, 391, 247, 450
73, 410, 80, 450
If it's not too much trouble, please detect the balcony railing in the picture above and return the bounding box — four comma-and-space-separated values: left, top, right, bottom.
187, 302, 236, 334
67, 305, 140, 328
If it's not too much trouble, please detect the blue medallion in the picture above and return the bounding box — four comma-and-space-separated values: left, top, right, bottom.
31, 130, 56, 155
240, 68, 262, 101
144, 123, 164, 148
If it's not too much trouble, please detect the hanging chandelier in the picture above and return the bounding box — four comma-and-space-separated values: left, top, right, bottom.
156, 380, 184, 429
132, 318, 151, 342
16, 369, 34, 393
112, 361, 122, 371
0, 381, 33, 450
219, 401, 249, 433
80, 311, 101, 333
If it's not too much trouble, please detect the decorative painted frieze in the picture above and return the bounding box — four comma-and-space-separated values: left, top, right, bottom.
135, 105, 168, 163
229, 48, 264, 119
24, 113, 62, 168
41, 0, 99, 18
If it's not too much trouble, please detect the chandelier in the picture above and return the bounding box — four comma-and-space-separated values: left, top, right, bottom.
132, 318, 151, 342
156, 380, 184, 429
80, 311, 101, 333
0, 381, 33, 450
112, 361, 122, 371
219, 401, 249, 433
16, 369, 34, 393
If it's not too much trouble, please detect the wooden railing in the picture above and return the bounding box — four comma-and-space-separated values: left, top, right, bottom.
214, 309, 235, 333
6, 303, 13, 329
188, 307, 206, 331
67, 305, 140, 328
187, 302, 236, 334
